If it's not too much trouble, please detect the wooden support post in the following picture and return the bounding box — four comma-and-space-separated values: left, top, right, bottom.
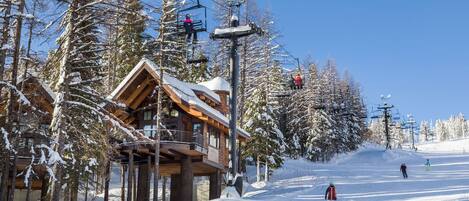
137, 162, 149, 201
25, 174, 32, 201
120, 164, 126, 201
170, 175, 180, 201
162, 177, 167, 201
104, 161, 111, 201
180, 156, 193, 201
40, 176, 49, 201
127, 152, 134, 201
132, 166, 136, 201
8, 157, 17, 201
147, 156, 152, 201
209, 170, 221, 199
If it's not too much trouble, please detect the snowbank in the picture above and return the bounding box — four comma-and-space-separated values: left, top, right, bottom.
417, 138, 469, 154
333, 143, 423, 165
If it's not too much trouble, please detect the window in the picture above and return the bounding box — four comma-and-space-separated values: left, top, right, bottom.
193, 123, 203, 144
143, 125, 156, 137
226, 137, 230, 149
144, 111, 152, 121
193, 123, 202, 135
209, 127, 219, 148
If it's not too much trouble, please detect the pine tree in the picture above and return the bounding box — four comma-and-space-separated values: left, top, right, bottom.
419, 121, 430, 143
115, 0, 146, 84
45, 1, 143, 199
244, 85, 284, 180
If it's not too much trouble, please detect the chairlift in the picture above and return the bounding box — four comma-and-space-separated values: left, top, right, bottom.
177, 0, 207, 35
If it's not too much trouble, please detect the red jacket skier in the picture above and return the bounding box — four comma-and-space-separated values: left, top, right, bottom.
183, 15, 197, 42
325, 183, 337, 200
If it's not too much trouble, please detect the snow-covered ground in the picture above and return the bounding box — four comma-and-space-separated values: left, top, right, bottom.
233, 141, 469, 201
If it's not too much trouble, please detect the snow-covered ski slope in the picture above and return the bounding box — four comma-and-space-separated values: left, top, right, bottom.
236, 139, 469, 201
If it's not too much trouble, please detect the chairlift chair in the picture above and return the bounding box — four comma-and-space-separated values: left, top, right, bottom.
177, 0, 207, 35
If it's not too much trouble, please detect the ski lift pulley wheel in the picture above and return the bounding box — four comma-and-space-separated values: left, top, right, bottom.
177, 0, 207, 35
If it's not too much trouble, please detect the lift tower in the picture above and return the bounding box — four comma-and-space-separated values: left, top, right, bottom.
211, 6, 263, 187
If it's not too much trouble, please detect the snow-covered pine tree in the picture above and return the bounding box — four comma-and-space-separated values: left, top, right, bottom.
154, 0, 190, 80
114, 0, 146, 85
435, 119, 449, 142
243, 79, 284, 181
368, 118, 386, 144
45, 1, 144, 200
208, 0, 232, 78
419, 121, 430, 143
286, 62, 317, 158
391, 122, 405, 148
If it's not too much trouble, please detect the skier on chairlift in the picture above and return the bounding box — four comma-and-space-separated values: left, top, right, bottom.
294, 73, 303, 89
184, 14, 197, 43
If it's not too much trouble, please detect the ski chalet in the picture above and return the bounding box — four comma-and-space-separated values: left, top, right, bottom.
0, 75, 55, 200
108, 58, 250, 200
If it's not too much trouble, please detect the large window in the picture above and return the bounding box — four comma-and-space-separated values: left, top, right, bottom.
209, 126, 220, 148
143, 110, 156, 137
143, 125, 156, 137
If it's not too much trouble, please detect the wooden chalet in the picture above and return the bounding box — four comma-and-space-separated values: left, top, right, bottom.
108, 58, 250, 201
0, 75, 55, 201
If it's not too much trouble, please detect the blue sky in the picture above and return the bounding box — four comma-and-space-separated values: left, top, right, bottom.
250, 0, 469, 122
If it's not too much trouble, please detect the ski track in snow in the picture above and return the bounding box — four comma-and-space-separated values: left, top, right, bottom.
243, 142, 469, 201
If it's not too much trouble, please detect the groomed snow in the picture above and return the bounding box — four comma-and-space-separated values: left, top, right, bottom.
228, 141, 469, 201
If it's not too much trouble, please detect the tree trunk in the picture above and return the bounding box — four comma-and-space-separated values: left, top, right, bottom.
256, 156, 260, 182
0, 0, 12, 95
0, 158, 10, 201
104, 161, 111, 201
48, 1, 78, 200
264, 159, 269, 182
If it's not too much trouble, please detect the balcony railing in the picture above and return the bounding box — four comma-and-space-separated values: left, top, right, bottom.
137, 129, 205, 148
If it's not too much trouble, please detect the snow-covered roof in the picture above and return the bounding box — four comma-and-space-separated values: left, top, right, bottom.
109, 58, 250, 138
186, 82, 221, 103
17, 72, 56, 101
198, 77, 230, 92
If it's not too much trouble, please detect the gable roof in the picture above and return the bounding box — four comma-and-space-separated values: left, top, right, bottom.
109, 58, 250, 139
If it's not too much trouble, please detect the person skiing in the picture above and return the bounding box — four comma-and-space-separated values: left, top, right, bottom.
425, 159, 431, 171
183, 14, 197, 43
293, 74, 303, 89
324, 183, 337, 200
400, 163, 408, 179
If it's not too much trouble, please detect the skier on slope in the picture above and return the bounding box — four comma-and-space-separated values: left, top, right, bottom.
400, 163, 408, 179
425, 159, 431, 171
325, 183, 337, 200
183, 14, 197, 43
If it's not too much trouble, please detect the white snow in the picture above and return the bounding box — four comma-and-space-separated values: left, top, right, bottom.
186, 82, 221, 103
214, 25, 253, 35
199, 77, 231, 92
227, 141, 469, 201
1, 127, 13, 151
